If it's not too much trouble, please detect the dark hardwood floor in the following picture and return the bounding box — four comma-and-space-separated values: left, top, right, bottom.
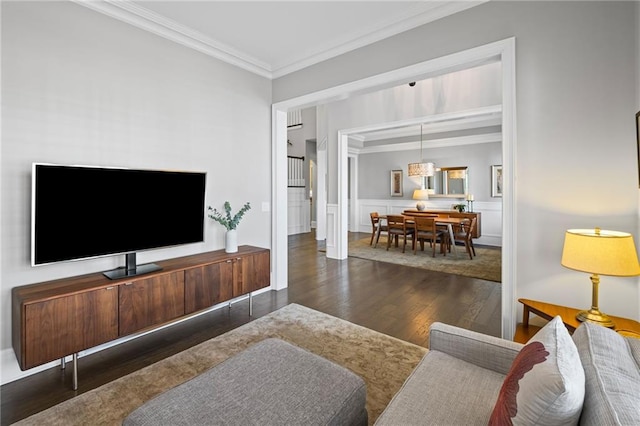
0, 231, 501, 425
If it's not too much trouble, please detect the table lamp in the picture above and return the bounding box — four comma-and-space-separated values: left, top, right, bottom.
412, 189, 429, 211
561, 227, 640, 327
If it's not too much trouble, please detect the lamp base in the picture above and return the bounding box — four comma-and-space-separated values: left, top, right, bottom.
416, 202, 426, 211
576, 309, 615, 328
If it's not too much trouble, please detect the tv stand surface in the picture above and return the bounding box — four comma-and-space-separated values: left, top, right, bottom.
103, 262, 162, 280
12, 246, 270, 390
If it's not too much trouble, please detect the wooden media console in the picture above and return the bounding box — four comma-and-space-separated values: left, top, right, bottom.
12, 245, 270, 389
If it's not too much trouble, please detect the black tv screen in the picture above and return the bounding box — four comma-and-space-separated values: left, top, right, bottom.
32, 163, 206, 267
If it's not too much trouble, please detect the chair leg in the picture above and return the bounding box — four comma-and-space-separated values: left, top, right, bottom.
403, 233, 414, 253
374, 231, 383, 248
441, 235, 448, 256
370, 230, 375, 246
465, 242, 473, 260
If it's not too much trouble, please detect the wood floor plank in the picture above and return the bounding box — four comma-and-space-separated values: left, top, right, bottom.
0, 231, 501, 425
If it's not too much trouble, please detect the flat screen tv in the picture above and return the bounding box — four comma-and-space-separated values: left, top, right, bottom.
32, 163, 206, 279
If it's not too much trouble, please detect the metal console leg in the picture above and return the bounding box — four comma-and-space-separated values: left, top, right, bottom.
72, 353, 78, 391
249, 292, 253, 317
60, 357, 66, 370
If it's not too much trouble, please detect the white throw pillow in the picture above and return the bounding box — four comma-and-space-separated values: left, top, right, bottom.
489, 316, 585, 425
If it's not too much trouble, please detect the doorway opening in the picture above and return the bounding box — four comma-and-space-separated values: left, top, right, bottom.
272, 38, 516, 338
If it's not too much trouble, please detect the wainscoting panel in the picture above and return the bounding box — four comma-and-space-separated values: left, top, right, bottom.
474, 201, 502, 247
287, 188, 310, 235
359, 202, 390, 228
326, 204, 338, 258
357, 199, 503, 247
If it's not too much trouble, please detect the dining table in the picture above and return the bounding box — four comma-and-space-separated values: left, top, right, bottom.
374, 214, 469, 258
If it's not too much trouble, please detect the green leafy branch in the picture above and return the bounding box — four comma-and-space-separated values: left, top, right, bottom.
207, 201, 251, 230
453, 203, 466, 213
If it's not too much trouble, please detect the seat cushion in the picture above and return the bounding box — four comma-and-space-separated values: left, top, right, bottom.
375, 351, 506, 425
124, 338, 367, 426
489, 316, 585, 425
572, 322, 640, 426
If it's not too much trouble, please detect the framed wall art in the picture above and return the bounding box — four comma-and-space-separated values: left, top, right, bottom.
491, 165, 503, 197
390, 169, 403, 197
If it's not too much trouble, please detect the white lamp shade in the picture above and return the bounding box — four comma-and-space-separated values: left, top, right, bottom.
561, 228, 640, 276
412, 189, 430, 200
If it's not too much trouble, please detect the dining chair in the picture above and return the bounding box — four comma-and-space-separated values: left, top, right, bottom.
369, 212, 388, 247
451, 217, 477, 259
413, 216, 447, 257
386, 215, 415, 253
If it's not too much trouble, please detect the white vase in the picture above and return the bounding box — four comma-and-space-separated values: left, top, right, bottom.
225, 229, 238, 253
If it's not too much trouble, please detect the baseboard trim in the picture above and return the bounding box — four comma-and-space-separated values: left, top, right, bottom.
1, 348, 58, 386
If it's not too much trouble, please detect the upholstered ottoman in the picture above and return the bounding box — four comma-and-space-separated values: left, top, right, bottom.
124, 338, 368, 425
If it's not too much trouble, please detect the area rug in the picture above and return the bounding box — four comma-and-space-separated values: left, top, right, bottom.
14, 304, 427, 426
348, 237, 501, 282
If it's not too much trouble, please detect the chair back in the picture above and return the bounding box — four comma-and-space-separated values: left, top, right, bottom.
387, 214, 405, 226
454, 217, 477, 259
386, 215, 407, 232
467, 217, 477, 239
413, 216, 437, 236
459, 217, 476, 241
370, 212, 380, 227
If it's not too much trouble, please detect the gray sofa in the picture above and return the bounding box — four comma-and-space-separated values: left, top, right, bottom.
376, 319, 640, 425
125, 317, 639, 425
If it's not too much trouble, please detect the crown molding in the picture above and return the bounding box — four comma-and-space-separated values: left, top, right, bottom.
357, 116, 502, 143
350, 132, 502, 155
73, 0, 273, 78
271, 1, 487, 78
73, 0, 486, 80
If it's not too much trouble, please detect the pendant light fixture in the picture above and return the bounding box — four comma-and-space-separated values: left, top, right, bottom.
408, 124, 434, 177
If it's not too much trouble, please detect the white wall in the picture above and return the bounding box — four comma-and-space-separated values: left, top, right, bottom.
637, 1, 640, 113
636, 0, 640, 318
323, 62, 502, 205
274, 2, 640, 319
358, 142, 502, 201
1, 1, 272, 383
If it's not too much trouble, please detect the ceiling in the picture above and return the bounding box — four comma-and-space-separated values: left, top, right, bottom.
347, 105, 503, 153
77, 0, 498, 147
79, 1, 485, 79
